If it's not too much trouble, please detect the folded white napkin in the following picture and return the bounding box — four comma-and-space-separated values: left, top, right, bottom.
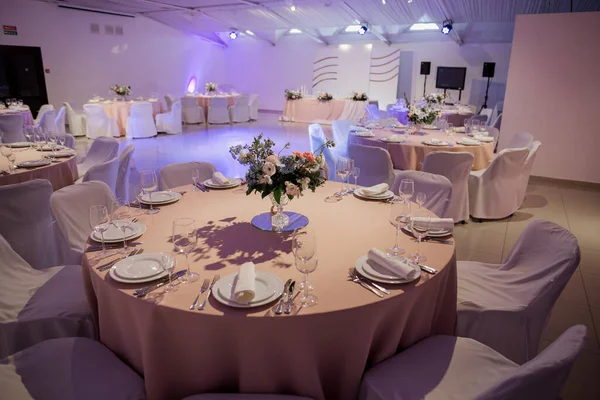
366, 122, 379, 129
367, 249, 419, 280
212, 172, 230, 185
459, 138, 480, 145
350, 125, 369, 132
234, 262, 256, 303
454, 127, 466, 133
474, 135, 494, 142
388, 134, 401, 142
429, 138, 442, 144
362, 183, 389, 196
412, 217, 454, 233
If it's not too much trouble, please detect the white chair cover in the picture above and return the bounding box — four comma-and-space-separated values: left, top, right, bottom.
348, 143, 397, 187
331, 120, 351, 157
83, 104, 119, 138
159, 161, 216, 190
457, 220, 581, 364
156, 100, 183, 134
485, 126, 500, 152
391, 171, 453, 218
115, 144, 135, 201
35, 109, 57, 134
125, 102, 157, 139
249, 94, 259, 120
50, 181, 116, 256
490, 101, 503, 125
0, 114, 25, 143
517, 141, 542, 207
184, 395, 314, 400
0, 337, 146, 399
181, 97, 205, 124
0, 179, 77, 269
422, 152, 473, 223
492, 112, 503, 130
63, 102, 87, 137
81, 158, 119, 195
77, 136, 119, 177
229, 96, 250, 123
58, 133, 75, 150
0, 235, 94, 358
359, 325, 585, 400
208, 97, 231, 124
366, 104, 388, 120
54, 106, 66, 134
506, 131, 533, 150
165, 95, 178, 112
33, 104, 54, 125
309, 124, 336, 181
479, 108, 493, 125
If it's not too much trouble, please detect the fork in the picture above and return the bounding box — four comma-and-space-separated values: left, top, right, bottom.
349, 267, 390, 295
198, 274, 220, 310
190, 278, 210, 310
348, 268, 384, 297
97, 248, 142, 271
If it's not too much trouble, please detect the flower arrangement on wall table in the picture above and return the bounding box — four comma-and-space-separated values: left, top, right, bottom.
110, 85, 131, 98
317, 92, 333, 101
351, 92, 368, 101
285, 89, 302, 100
205, 82, 217, 92
424, 92, 446, 105
404, 95, 441, 125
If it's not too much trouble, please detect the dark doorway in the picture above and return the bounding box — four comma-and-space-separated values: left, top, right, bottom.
0, 45, 49, 116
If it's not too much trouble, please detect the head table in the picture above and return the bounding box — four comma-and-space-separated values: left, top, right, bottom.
0, 147, 77, 190
83, 181, 457, 400
194, 94, 240, 118
281, 98, 367, 125
86, 100, 164, 137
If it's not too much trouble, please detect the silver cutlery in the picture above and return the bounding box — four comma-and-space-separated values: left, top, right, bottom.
95, 249, 136, 270
193, 182, 207, 192
98, 249, 143, 271
198, 274, 220, 310
418, 264, 437, 274
190, 278, 210, 310
86, 241, 143, 252
348, 268, 384, 298
284, 281, 295, 314
423, 237, 454, 244
199, 182, 210, 192
350, 267, 390, 295
275, 279, 292, 315
133, 270, 186, 297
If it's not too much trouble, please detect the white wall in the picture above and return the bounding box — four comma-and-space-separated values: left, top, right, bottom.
0, 0, 226, 110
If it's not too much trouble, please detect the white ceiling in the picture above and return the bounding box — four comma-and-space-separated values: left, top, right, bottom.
40, 0, 600, 47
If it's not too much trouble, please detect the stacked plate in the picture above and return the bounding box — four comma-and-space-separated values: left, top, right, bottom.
354, 188, 394, 201
6, 142, 30, 148
423, 125, 439, 130
474, 135, 494, 143
139, 191, 182, 205
380, 136, 404, 143
457, 139, 481, 146
91, 221, 146, 243
17, 159, 51, 168
423, 140, 450, 146
51, 150, 76, 158
202, 178, 242, 189
109, 253, 171, 283
355, 255, 420, 284
212, 271, 285, 308
37, 145, 65, 152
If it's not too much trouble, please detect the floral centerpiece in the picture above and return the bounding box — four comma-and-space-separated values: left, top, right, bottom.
229, 134, 334, 230
424, 92, 446, 105
205, 82, 217, 92
110, 85, 131, 100
285, 89, 302, 100
351, 92, 368, 101
317, 92, 333, 101
404, 95, 441, 132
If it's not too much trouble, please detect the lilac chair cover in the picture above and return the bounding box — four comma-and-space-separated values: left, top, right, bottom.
0, 338, 146, 399
50, 181, 116, 256
77, 136, 118, 177
359, 325, 585, 400
230, 96, 250, 123
34, 105, 54, 124
506, 131, 533, 150
83, 104, 119, 138
181, 96, 205, 124
0, 179, 77, 269
468, 148, 529, 220
517, 141, 542, 207
126, 103, 157, 139
54, 106, 66, 134
391, 171, 453, 218
348, 143, 397, 187
36, 109, 57, 134
308, 124, 337, 180
184, 395, 313, 400
0, 235, 94, 358
422, 152, 473, 223
116, 144, 135, 201
331, 120, 352, 157
158, 161, 216, 190
456, 220, 580, 364
82, 158, 119, 195
0, 114, 25, 143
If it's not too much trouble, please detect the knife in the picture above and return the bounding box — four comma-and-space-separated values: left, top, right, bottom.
275, 279, 292, 315
284, 281, 295, 314
86, 242, 143, 252
133, 270, 186, 297
194, 182, 207, 192
419, 264, 437, 274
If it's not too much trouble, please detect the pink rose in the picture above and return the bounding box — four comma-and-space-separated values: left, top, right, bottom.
265, 154, 279, 165
293, 151, 304, 159
286, 183, 300, 197
303, 152, 315, 162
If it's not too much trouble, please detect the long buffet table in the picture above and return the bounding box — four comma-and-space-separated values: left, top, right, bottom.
281, 98, 367, 124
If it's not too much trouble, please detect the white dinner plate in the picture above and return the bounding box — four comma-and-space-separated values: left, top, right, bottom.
36, 145, 65, 152
91, 221, 146, 243
423, 125, 439, 130
213, 271, 285, 308
355, 255, 420, 284
139, 191, 182, 205
457, 140, 481, 146
402, 225, 452, 238
17, 159, 51, 168
109, 253, 171, 283
5, 142, 30, 148
203, 178, 242, 189
423, 140, 450, 146
474, 136, 494, 143
379, 137, 405, 143
353, 132, 375, 138
51, 150, 76, 158
354, 188, 394, 200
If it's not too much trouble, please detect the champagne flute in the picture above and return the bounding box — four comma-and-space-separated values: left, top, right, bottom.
292, 227, 318, 307
410, 212, 431, 263
111, 198, 134, 253
351, 166, 361, 192
335, 158, 352, 197
388, 200, 409, 256
191, 169, 201, 191
139, 170, 159, 215
89, 205, 110, 256
48, 134, 58, 157
399, 179, 414, 204
416, 192, 426, 209
172, 217, 199, 283
162, 254, 178, 293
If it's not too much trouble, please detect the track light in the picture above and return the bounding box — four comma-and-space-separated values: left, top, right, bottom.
441, 20, 453, 35
229, 30, 238, 40
358, 25, 368, 35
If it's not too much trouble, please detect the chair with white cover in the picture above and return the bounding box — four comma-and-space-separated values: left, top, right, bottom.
33, 104, 54, 125
359, 324, 586, 400
391, 171, 453, 218
248, 94, 259, 120
492, 112, 503, 131
479, 108, 493, 125
0, 114, 25, 143
0, 234, 95, 358
83, 104, 119, 138
0, 179, 78, 270
422, 152, 473, 223
505, 131, 533, 150
126, 102, 157, 139
348, 143, 398, 187
181, 96, 205, 124
229, 96, 250, 123
34, 108, 57, 134
366, 104, 388, 120
468, 148, 529, 220
80, 158, 119, 195
183, 395, 313, 400
159, 161, 216, 190
54, 106, 67, 134
156, 100, 183, 134
208, 97, 231, 124
516, 141, 542, 207
77, 136, 119, 177
309, 123, 337, 181
165, 94, 178, 112
0, 337, 146, 398
115, 144, 135, 201
331, 119, 352, 157
485, 126, 500, 152
51, 181, 116, 257
456, 220, 580, 364
63, 102, 86, 137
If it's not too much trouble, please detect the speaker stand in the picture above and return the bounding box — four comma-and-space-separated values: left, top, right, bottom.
423, 76, 428, 97
458, 89, 462, 103
479, 77, 492, 114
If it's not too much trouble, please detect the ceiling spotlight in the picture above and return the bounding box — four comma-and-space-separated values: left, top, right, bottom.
382, 0, 386, 4
245, 30, 254, 36
358, 25, 368, 35
441, 20, 453, 35
229, 30, 238, 40
290, 4, 296, 11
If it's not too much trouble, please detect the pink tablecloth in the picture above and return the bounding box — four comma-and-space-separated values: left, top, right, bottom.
282, 98, 367, 124
0, 109, 34, 126
195, 95, 239, 119
0, 148, 78, 190
350, 128, 494, 171
82, 181, 457, 400
90, 101, 163, 136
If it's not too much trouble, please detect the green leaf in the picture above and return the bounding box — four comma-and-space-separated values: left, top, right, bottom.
273, 187, 282, 204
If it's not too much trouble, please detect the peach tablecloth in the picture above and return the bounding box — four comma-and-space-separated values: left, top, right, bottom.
389, 110, 473, 127
0, 109, 34, 126
82, 181, 457, 400
0, 147, 78, 190
88, 101, 163, 136
282, 98, 367, 124
195, 95, 239, 119
350, 128, 494, 171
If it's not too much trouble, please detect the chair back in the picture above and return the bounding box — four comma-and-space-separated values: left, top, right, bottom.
479, 108, 492, 125
116, 144, 135, 201
83, 158, 119, 195
308, 124, 336, 180
391, 171, 453, 218
366, 104, 381, 120
0, 114, 25, 143
492, 113, 503, 130
485, 126, 500, 151
35, 104, 54, 122
83, 104, 111, 138
331, 120, 351, 157
507, 131, 533, 149
54, 106, 66, 134
165, 95, 177, 111
79, 136, 119, 168
130, 102, 153, 119
38, 109, 57, 134
62, 102, 85, 136
249, 94, 259, 106
181, 97, 198, 109
235, 96, 249, 108
231, 96, 250, 122
159, 161, 216, 190
209, 97, 228, 108
490, 101, 503, 125
348, 143, 396, 187
59, 134, 76, 149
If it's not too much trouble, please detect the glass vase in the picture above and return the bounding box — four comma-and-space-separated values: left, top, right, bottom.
269, 193, 290, 232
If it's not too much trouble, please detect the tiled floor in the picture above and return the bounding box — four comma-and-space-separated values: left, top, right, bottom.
76, 112, 600, 399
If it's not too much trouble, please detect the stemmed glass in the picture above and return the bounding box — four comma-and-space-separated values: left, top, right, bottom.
162, 253, 178, 293
1, 146, 15, 173
399, 179, 414, 204
351, 167, 360, 192
410, 211, 431, 263
335, 158, 353, 197
111, 198, 134, 253
24, 126, 34, 144
388, 200, 409, 256
292, 227, 318, 307
48, 134, 58, 157
139, 170, 159, 215
445, 123, 455, 144
471, 120, 480, 136
89, 205, 110, 256
34, 133, 44, 150
172, 217, 199, 283
191, 169, 201, 191
58, 136, 66, 148
416, 192, 426, 208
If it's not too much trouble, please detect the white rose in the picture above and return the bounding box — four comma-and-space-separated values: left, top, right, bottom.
263, 161, 276, 177
259, 175, 272, 185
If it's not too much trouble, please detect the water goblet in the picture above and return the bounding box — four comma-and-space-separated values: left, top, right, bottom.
292, 227, 318, 307
1, 146, 14, 173
388, 200, 410, 256
24, 126, 34, 144
89, 205, 110, 256
48, 134, 58, 156
191, 169, 201, 191
139, 170, 159, 215
416, 192, 426, 208
410, 211, 431, 263
399, 179, 414, 203
58, 135, 66, 147
162, 254, 178, 293
351, 167, 361, 192
334, 158, 353, 197
172, 217, 199, 283
111, 198, 134, 253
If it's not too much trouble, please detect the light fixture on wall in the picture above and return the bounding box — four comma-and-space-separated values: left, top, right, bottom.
229, 30, 238, 40
358, 25, 368, 35
186, 77, 197, 94
441, 20, 453, 35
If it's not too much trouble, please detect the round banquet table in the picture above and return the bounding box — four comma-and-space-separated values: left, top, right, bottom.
82, 181, 457, 400
389, 109, 474, 127
350, 128, 494, 171
87, 100, 163, 136
0, 108, 34, 126
0, 147, 78, 190
195, 94, 239, 119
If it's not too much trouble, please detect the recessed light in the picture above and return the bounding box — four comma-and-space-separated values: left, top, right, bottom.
409, 23, 439, 31
289, 28, 302, 34
345, 25, 361, 32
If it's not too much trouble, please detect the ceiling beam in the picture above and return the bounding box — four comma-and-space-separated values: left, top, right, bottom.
449, 27, 463, 45
145, 15, 228, 47
197, 11, 276, 46
339, 1, 391, 46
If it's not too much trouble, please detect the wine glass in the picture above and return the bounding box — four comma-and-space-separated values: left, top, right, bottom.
471, 120, 480, 136
139, 170, 159, 215
416, 192, 426, 208
24, 126, 34, 144
111, 198, 134, 253
7, 152, 16, 172
89, 205, 110, 256
445, 123, 455, 144
191, 169, 201, 191
34, 133, 44, 150
335, 158, 353, 197
292, 227, 318, 307
388, 200, 409, 256
351, 167, 361, 192
399, 179, 414, 203
48, 134, 58, 156
410, 211, 431, 263
162, 253, 178, 293
172, 217, 199, 283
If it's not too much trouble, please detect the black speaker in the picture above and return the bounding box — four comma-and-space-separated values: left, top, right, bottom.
420, 61, 431, 75
482, 62, 495, 78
